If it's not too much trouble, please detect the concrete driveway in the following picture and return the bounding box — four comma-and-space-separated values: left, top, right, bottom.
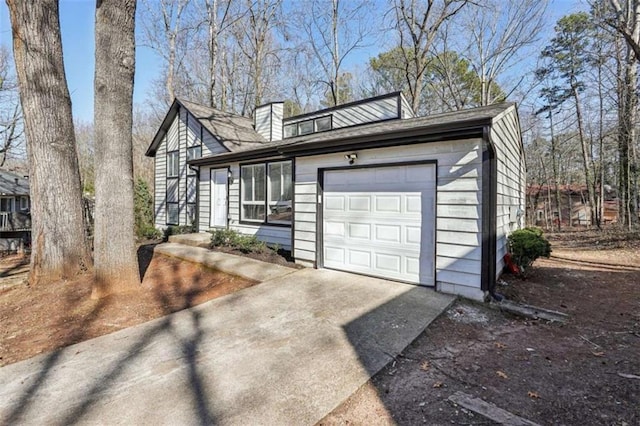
0, 265, 453, 425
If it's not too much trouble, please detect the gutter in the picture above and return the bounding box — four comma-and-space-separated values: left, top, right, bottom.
481, 125, 499, 300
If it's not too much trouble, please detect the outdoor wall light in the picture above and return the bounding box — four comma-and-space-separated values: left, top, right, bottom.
345, 153, 357, 165
227, 169, 234, 184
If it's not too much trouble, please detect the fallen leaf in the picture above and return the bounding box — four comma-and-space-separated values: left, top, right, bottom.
617, 372, 640, 380
433, 381, 443, 388
592, 351, 605, 357
495, 342, 507, 349
496, 370, 508, 379
528, 391, 540, 399
420, 360, 430, 371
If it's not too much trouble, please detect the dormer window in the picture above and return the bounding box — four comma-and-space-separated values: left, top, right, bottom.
284, 123, 297, 138
283, 115, 333, 138
298, 120, 314, 135
315, 116, 331, 132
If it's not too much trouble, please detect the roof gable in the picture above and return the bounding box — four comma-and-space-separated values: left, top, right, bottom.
145, 99, 265, 157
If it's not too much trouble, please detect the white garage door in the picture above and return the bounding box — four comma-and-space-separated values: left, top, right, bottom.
322, 163, 436, 285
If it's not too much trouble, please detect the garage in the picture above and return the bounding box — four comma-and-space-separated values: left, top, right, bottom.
321, 163, 436, 285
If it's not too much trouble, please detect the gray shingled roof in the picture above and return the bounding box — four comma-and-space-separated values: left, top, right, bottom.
178, 100, 266, 151
283, 101, 514, 148
0, 169, 29, 196
146, 99, 266, 157
189, 102, 516, 166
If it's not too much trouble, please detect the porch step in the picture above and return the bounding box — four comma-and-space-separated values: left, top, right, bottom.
167, 232, 211, 249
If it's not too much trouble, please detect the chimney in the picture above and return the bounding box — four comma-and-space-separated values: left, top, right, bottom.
254, 102, 284, 142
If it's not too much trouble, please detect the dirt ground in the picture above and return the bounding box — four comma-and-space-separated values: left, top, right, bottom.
1, 231, 639, 424
0, 244, 257, 367
321, 229, 640, 425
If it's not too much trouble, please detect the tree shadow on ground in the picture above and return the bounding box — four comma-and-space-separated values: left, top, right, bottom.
137, 243, 159, 281
1, 251, 218, 425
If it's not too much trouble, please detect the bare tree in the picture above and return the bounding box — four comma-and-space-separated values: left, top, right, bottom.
0, 45, 24, 167
599, 0, 640, 227
391, 0, 469, 113
74, 120, 95, 194
92, 0, 140, 297
457, 0, 548, 105
140, 0, 192, 104
6, 0, 91, 285
295, 0, 373, 106
235, 0, 283, 112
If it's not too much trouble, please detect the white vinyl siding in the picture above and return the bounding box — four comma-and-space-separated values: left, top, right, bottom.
294, 138, 484, 300
283, 94, 401, 138
153, 106, 228, 230
492, 106, 525, 279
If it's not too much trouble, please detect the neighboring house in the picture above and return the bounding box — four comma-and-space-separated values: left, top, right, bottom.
527, 184, 618, 227
0, 169, 31, 252
146, 92, 526, 301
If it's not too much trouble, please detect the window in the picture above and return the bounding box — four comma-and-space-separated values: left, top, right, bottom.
0, 197, 14, 212
167, 151, 179, 177
315, 116, 331, 132
267, 162, 292, 224
241, 164, 266, 221
20, 197, 28, 211
284, 124, 297, 138
241, 161, 292, 225
167, 204, 180, 225
298, 120, 313, 135
187, 146, 201, 162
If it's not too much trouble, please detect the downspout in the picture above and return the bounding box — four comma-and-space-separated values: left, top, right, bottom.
481, 126, 500, 301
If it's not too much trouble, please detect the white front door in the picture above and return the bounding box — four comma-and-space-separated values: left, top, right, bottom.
322, 163, 436, 285
210, 169, 228, 228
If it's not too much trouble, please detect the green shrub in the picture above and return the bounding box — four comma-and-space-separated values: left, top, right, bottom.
210, 229, 267, 254
163, 224, 196, 241
134, 178, 157, 239
508, 227, 552, 275
139, 224, 162, 240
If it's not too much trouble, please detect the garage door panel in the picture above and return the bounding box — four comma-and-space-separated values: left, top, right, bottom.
324, 195, 345, 211
375, 195, 401, 213
375, 253, 401, 273
323, 163, 436, 285
348, 196, 370, 211
325, 246, 345, 263
324, 221, 345, 237
349, 223, 371, 239
375, 224, 401, 243
349, 249, 371, 267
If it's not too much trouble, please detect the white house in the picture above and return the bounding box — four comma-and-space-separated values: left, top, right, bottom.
0, 169, 31, 252
146, 92, 526, 301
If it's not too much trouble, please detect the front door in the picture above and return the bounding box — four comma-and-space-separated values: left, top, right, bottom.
210, 168, 228, 228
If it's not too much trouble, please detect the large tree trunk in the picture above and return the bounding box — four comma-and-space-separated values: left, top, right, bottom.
6, 0, 91, 285
92, 0, 140, 298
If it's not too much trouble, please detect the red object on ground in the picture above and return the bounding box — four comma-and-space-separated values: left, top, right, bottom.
504, 253, 520, 274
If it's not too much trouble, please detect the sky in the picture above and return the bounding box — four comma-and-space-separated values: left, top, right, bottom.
0, 0, 585, 123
